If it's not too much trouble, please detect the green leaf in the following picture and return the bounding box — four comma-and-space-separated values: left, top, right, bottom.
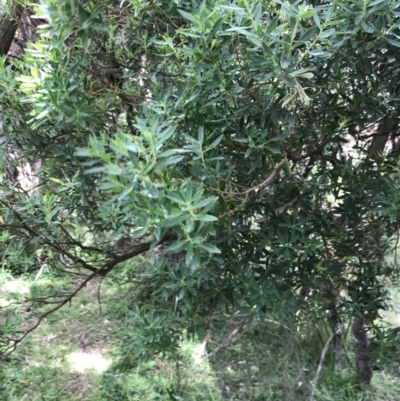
162, 214, 187, 228
159, 149, 178, 158
295, 72, 314, 79
266, 15, 279, 33
313, 12, 321, 28
106, 164, 123, 175
229, 86, 244, 94
375, 15, 384, 32
167, 193, 186, 205
281, 75, 296, 86
118, 183, 135, 200
30, 67, 39, 80
185, 180, 193, 199
159, 125, 177, 143
185, 217, 194, 233
78, 5, 90, 21
295, 26, 318, 47
207, 17, 223, 41
385, 37, 400, 47
368, 0, 388, 7
280, 57, 291, 69
193, 198, 217, 209
198, 243, 221, 253
235, 306, 251, 316
299, 10, 314, 19
178, 10, 196, 22
198, 126, 204, 143
192, 236, 204, 244
132, 225, 149, 238
197, 214, 218, 222
165, 155, 184, 166
210, 135, 224, 148
166, 240, 189, 253
362, 21, 374, 33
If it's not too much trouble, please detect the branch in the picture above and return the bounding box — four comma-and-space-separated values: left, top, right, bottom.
100, 230, 177, 275
310, 328, 340, 401
148, 0, 179, 29
0, 3, 23, 57
59, 225, 104, 254
286, 146, 323, 163
0, 231, 177, 356
239, 156, 287, 195
368, 116, 396, 158
255, 197, 299, 223
219, 156, 287, 198
1, 264, 103, 357
208, 321, 246, 358
10, 209, 100, 273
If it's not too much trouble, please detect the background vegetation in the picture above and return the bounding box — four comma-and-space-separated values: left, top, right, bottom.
1, 257, 399, 401
1, 0, 400, 399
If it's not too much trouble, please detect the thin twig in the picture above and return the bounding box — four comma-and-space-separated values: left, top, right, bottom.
0, 231, 176, 356
8, 209, 99, 274
148, 0, 179, 28
208, 321, 246, 357
225, 156, 287, 196
0, 238, 15, 270
265, 318, 294, 333
1, 266, 103, 356
245, 359, 254, 401
97, 275, 106, 317
310, 329, 340, 401
59, 225, 104, 254
394, 232, 399, 266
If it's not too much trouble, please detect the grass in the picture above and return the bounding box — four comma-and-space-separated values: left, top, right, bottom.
0, 260, 400, 401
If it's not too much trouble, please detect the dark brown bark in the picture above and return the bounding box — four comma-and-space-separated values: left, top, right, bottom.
352, 317, 372, 384
332, 324, 341, 366
18, 7, 46, 46
0, 2, 22, 56
359, 116, 397, 384
1, 3, 45, 193
368, 116, 396, 158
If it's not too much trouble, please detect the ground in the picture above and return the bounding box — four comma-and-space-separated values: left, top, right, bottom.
0, 260, 399, 401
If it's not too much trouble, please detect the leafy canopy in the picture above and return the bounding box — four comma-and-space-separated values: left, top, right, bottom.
1, 0, 400, 357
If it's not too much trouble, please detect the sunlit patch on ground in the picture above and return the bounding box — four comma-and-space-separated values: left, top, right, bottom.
191, 340, 208, 365
0, 278, 30, 306
1, 278, 30, 294
380, 310, 400, 327
380, 288, 400, 327
0, 298, 10, 307
66, 349, 111, 373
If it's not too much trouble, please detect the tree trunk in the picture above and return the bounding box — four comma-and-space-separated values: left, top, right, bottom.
332, 323, 341, 367
348, 117, 397, 384
1, 1, 43, 194
0, 1, 22, 56
368, 116, 396, 157
352, 317, 372, 384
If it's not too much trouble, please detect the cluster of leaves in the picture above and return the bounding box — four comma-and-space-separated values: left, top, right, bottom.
1, 0, 400, 362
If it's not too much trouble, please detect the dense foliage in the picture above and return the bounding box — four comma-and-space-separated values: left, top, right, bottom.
1, 0, 400, 381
